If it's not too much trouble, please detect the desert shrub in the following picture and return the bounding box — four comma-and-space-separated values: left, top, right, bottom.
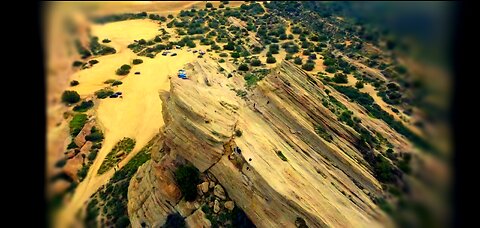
95, 88, 114, 99
132, 59, 143, 65
86, 129, 104, 142
231, 52, 240, 58
72, 61, 83, 67
55, 159, 67, 168
219, 59, 225, 63
294, 57, 302, 65
355, 81, 364, 89
238, 64, 249, 71
104, 79, 115, 84
219, 53, 228, 57
88, 149, 98, 161
70, 80, 79, 87
302, 49, 311, 55
325, 66, 337, 73
89, 59, 99, 65
73, 100, 94, 112
314, 126, 333, 142
332, 73, 348, 83
266, 56, 276, 64
112, 80, 123, 86
206, 2, 213, 8
223, 42, 235, 50
62, 91, 80, 104
116, 64, 131, 75
175, 164, 200, 201
250, 59, 261, 66
69, 114, 87, 136
67, 141, 78, 149
235, 129, 242, 137
373, 155, 395, 182
302, 62, 315, 71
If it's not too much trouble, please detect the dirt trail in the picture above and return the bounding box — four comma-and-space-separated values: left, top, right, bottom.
55, 19, 196, 228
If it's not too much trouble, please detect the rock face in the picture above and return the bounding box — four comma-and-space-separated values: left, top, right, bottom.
127, 136, 182, 228
186, 208, 211, 228
224, 201, 235, 211
73, 120, 95, 147
129, 60, 405, 227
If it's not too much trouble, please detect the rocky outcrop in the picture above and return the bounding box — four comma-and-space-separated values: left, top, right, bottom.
186, 209, 211, 228
127, 152, 182, 228
74, 121, 95, 147
129, 60, 405, 227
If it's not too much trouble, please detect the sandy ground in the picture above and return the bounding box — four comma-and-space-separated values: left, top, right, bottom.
55, 18, 196, 228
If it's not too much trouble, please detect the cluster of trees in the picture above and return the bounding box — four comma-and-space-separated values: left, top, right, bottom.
332, 73, 348, 83
95, 88, 114, 99
89, 36, 116, 56
93, 12, 147, 24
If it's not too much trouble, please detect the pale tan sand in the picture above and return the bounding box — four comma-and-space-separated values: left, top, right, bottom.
56, 18, 196, 228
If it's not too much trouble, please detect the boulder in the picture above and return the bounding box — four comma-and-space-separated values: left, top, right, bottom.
185, 208, 211, 228
213, 199, 221, 213
224, 201, 235, 211
213, 184, 226, 200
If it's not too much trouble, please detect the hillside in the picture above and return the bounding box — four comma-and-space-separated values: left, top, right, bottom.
45, 1, 451, 228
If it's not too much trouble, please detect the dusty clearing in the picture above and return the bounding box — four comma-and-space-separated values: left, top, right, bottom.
55, 18, 196, 228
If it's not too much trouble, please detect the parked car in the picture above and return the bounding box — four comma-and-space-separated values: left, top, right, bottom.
193, 50, 198, 53
135, 72, 140, 75
171, 53, 177, 56
109, 94, 119, 98
162, 52, 169, 56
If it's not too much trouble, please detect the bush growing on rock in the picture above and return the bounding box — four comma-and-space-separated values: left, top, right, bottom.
175, 164, 200, 201
62, 90, 80, 104
162, 213, 185, 228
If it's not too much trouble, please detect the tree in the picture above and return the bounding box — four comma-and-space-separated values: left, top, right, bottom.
355, 81, 364, 89
302, 49, 311, 55
62, 90, 80, 104
332, 73, 348, 83
238, 64, 249, 71
70, 80, 79, 87
302, 62, 315, 71
266, 56, 276, 64
294, 57, 302, 65
223, 42, 235, 51
250, 59, 261, 66
231, 52, 240, 58
175, 165, 200, 201
206, 2, 213, 8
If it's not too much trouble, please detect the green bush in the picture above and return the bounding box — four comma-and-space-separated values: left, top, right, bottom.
206, 2, 213, 8
175, 164, 200, 201
62, 90, 80, 104
69, 114, 88, 136
355, 81, 364, 89
238, 64, 249, 71
294, 57, 302, 65
72, 61, 83, 67
98, 137, 136, 174
70, 80, 79, 87
325, 66, 337, 73
219, 53, 228, 57
266, 56, 276, 64
104, 79, 116, 84
302, 62, 315, 71
115, 216, 130, 228
95, 88, 114, 99
112, 80, 123, 86
73, 100, 94, 112
89, 59, 99, 65
231, 52, 240, 58
132, 59, 143, 65
250, 59, 261, 66
86, 130, 104, 142
116, 64, 131, 75
67, 140, 78, 149
235, 129, 243, 137
88, 149, 98, 161
219, 59, 225, 63
332, 73, 348, 83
